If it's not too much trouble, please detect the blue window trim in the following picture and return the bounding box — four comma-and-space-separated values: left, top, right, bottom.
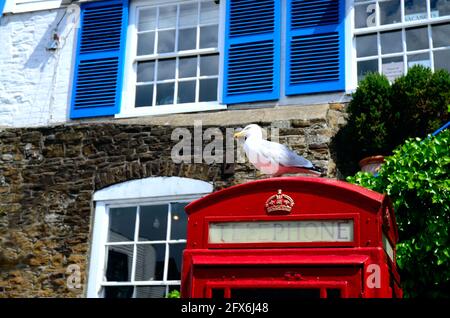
70, 0, 128, 119
222, 0, 281, 104
0, 0, 6, 15
285, 0, 346, 95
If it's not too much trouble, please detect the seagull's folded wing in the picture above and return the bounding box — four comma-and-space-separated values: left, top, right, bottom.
259, 140, 313, 168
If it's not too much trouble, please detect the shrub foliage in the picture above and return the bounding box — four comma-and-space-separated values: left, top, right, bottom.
332, 66, 450, 177
348, 130, 450, 297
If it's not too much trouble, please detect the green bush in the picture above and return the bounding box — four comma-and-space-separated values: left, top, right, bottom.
331, 66, 450, 177
348, 130, 450, 297
167, 289, 181, 298
390, 66, 450, 148
347, 72, 393, 157
332, 72, 392, 176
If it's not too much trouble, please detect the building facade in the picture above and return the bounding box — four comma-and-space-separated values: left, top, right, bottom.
0, 0, 448, 297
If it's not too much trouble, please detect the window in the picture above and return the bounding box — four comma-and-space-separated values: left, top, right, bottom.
354, 0, 450, 82
119, 0, 225, 117
2, 0, 62, 14
88, 177, 213, 298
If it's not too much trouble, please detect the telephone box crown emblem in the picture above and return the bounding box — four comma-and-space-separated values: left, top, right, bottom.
265, 189, 294, 214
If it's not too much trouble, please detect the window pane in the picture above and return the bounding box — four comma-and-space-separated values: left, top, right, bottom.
356, 34, 378, 57
355, 3, 376, 28
382, 56, 404, 82
178, 81, 196, 104
170, 202, 188, 239
134, 244, 165, 281
137, 32, 155, 56
139, 205, 168, 241
138, 7, 157, 31
104, 286, 134, 298
108, 207, 136, 242
135, 286, 166, 298
157, 59, 176, 80
178, 28, 197, 51
199, 78, 218, 102
135, 85, 153, 107
137, 61, 155, 83
431, 0, 450, 18
434, 49, 450, 72
407, 53, 431, 69
105, 245, 134, 282
405, 0, 428, 22
168, 243, 186, 280
200, 1, 220, 25
157, 30, 176, 53
200, 54, 219, 76
200, 25, 218, 48
179, 56, 197, 78
406, 27, 429, 51
180, 2, 198, 27
156, 83, 175, 105
432, 24, 450, 47
380, 31, 403, 54
158, 5, 177, 29
357, 59, 378, 82
380, 0, 401, 25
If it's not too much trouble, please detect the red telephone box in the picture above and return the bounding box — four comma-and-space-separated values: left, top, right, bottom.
181, 177, 402, 298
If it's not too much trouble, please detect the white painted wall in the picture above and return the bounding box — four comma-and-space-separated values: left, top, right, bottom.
0, 6, 77, 127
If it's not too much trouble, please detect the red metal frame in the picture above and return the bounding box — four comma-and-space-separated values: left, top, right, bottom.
182, 177, 402, 298
205, 281, 350, 298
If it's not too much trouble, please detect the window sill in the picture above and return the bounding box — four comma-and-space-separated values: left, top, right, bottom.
115, 102, 227, 119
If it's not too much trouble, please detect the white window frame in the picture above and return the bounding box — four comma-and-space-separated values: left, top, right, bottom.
350, 0, 450, 88
117, 0, 226, 119
87, 176, 213, 298
2, 0, 63, 13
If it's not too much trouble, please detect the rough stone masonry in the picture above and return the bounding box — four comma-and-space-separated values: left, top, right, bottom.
0, 104, 346, 297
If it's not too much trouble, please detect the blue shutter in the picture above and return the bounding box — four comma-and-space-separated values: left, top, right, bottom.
286, 0, 345, 95
70, 0, 128, 119
223, 0, 281, 104
0, 0, 6, 15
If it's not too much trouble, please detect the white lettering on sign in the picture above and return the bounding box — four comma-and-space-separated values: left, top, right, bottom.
382, 62, 404, 82
209, 220, 354, 244
405, 10, 439, 22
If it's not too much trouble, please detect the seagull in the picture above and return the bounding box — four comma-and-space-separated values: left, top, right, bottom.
234, 124, 322, 177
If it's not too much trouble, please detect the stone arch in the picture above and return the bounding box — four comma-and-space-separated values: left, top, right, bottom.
93, 176, 214, 202
93, 161, 223, 192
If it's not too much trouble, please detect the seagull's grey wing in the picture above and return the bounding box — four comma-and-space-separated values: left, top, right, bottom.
259, 139, 313, 168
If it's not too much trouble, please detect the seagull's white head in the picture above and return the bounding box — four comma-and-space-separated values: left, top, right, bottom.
233, 124, 263, 140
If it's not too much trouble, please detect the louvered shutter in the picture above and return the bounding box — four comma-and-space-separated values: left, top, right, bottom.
70, 0, 128, 119
286, 0, 345, 95
223, 0, 281, 104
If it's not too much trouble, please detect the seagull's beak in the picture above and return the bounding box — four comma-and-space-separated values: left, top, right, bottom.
233, 131, 245, 139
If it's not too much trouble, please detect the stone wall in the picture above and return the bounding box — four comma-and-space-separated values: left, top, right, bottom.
0, 104, 346, 297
